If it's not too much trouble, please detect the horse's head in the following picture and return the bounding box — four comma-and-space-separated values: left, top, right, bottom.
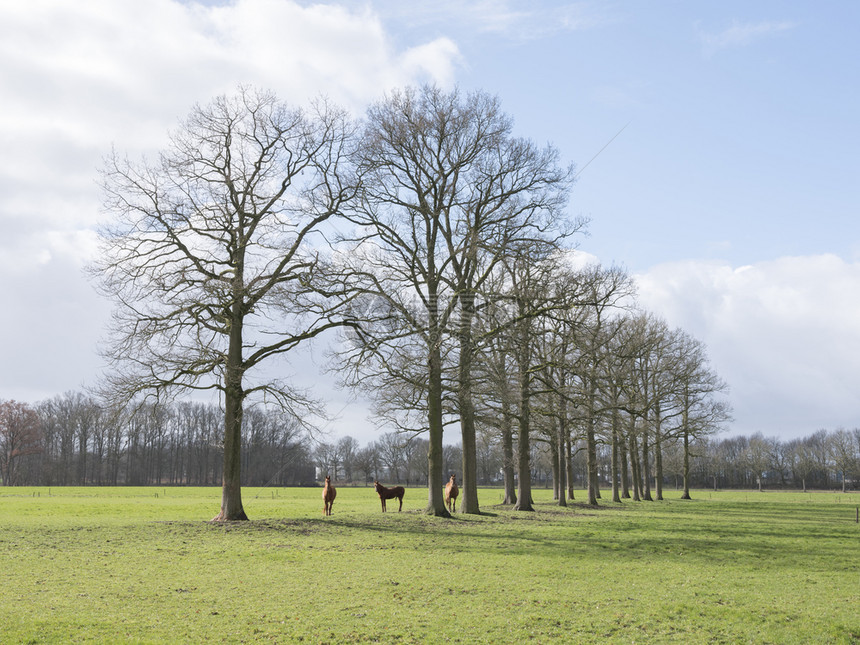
325, 475, 331, 484
449, 474, 456, 484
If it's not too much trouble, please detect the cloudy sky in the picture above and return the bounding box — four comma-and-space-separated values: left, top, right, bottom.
1, 0, 857, 443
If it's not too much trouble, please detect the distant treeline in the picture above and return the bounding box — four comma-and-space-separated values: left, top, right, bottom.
316, 426, 860, 494
686, 429, 859, 492
1, 393, 857, 492
0, 394, 313, 487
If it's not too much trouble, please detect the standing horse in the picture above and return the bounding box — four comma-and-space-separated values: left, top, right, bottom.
322, 475, 337, 516
445, 474, 459, 513
373, 480, 405, 512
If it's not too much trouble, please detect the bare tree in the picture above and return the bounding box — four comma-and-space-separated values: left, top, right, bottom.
472, 269, 519, 504
335, 85, 576, 515
745, 434, 776, 491
504, 252, 560, 511
37, 393, 79, 484
442, 443, 463, 485
92, 87, 356, 520
314, 442, 339, 481
616, 313, 677, 502
353, 444, 380, 485
331, 86, 465, 516
405, 437, 430, 485
568, 266, 633, 505
475, 425, 503, 485
0, 400, 43, 486
433, 88, 576, 514
377, 432, 407, 483
667, 329, 731, 499
336, 436, 360, 483
828, 428, 858, 492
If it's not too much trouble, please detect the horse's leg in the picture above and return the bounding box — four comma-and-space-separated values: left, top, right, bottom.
398, 495, 403, 512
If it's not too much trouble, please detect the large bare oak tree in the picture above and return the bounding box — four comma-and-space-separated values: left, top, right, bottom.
337, 85, 575, 515
93, 88, 355, 520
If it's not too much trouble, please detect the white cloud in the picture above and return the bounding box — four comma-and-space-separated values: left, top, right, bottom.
636, 255, 860, 439
481, 1, 609, 39
0, 0, 462, 405
0, 227, 111, 402
378, 0, 607, 42
697, 19, 796, 57
0, 0, 463, 212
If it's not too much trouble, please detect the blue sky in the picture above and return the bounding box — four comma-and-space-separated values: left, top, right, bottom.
429, 1, 859, 271
0, 0, 857, 443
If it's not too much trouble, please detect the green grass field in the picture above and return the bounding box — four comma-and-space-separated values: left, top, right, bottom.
1, 486, 858, 644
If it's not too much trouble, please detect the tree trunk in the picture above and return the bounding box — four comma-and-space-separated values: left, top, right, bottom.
681, 413, 692, 499
642, 430, 653, 501
425, 304, 450, 517
611, 407, 621, 503
585, 388, 599, 506
620, 426, 630, 499
654, 413, 664, 501
214, 388, 248, 521
550, 429, 560, 500
501, 401, 517, 505
78, 429, 88, 485
556, 418, 567, 507
457, 291, 480, 514
513, 345, 533, 512
565, 435, 575, 501
212, 297, 248, 522
513, 412, 533, 511
629, 430, 641, 502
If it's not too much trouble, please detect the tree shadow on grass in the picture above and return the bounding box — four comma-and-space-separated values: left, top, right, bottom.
173, 498, 859, 573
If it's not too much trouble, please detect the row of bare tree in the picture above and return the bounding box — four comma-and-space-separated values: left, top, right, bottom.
335, 278, 732, 510
87, 83, 734, 519
4, 393, 855, 492
0, 395, 312, 487
693, 429, 860, 492
315, 427, 860, 494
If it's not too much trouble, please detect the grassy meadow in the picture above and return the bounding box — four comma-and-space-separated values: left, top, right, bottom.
1, 485, 858, 644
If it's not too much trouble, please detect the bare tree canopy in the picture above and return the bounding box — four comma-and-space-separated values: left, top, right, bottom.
0, 400, 43, 486
92, 87, 357, 520
334, 84, 577, 515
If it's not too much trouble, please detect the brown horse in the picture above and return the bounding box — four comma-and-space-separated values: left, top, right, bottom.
322, 475, 336, 516
373, 480, 404, 512
445, 474, 459, 513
